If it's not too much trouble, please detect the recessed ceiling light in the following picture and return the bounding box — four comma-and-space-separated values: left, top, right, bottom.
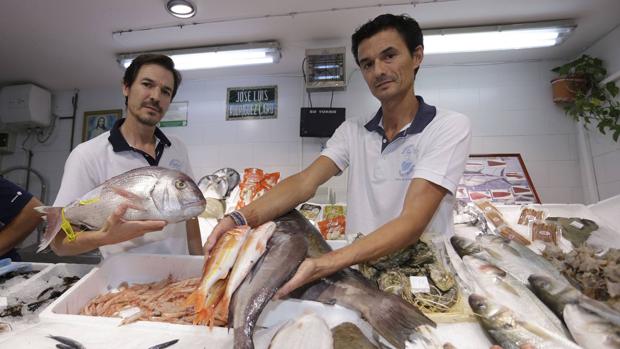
166, 0, 196, 19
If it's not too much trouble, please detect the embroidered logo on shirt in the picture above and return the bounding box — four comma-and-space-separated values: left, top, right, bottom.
399, 145, 417, 178
168, 159, 182, 170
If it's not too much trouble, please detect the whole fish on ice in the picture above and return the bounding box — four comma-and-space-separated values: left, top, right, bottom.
450, 234, 567, 286
36, 166, 206, 252
468, 294, 581, 349
462, 255, 569, 337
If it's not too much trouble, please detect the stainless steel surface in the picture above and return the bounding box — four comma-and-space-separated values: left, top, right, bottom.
18, 243, 101, 265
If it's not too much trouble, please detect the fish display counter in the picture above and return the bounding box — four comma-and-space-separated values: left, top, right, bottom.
451, 195, 620, 349
0, 253, 495, 349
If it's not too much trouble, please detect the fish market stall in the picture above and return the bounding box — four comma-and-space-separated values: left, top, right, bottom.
2, 159, 617, 349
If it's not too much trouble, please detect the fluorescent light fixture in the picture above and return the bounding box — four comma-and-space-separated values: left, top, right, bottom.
117, 42, 281, 71
166, 0, 196, 19
423, 21, 576, 54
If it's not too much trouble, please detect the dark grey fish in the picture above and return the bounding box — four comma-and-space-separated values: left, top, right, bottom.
285, 210, 435, 349
229, 214, 308, 349
529, 274, 620, 326
48, 335, 85, 349
147, 339, 179, 349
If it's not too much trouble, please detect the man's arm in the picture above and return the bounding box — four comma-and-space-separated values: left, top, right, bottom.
204, 156, 340, 253
276, 177, 447, 297
186, 218, 202, 255
50, 203, 166, 256
0, 197, 43, 256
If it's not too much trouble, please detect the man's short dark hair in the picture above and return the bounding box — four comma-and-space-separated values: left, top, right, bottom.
351, 14, 423, 73
122, 54, 182, 106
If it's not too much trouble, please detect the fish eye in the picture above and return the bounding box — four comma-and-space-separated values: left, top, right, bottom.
175, 179, 187, 190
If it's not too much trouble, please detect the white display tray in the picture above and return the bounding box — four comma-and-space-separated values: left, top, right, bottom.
32, 254, 367, 348
0, 263, 94, 340
0, 262, 53, 296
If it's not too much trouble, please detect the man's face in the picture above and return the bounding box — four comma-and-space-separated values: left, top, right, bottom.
123, 64, 175, 127
357, 29, 423, 103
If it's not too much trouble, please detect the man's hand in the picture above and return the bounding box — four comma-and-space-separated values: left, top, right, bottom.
96, 202, 167, 245
203, 215, 236, 256
274, 257, 334, 299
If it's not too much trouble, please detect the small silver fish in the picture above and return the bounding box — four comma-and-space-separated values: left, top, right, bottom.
36, 166, 205, 252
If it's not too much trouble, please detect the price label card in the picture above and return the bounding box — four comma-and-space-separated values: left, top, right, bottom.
409, 276, 431, 293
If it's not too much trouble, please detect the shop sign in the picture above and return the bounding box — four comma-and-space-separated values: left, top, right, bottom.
226, 85, 277, 120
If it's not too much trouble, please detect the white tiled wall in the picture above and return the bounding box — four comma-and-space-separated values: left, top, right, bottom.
1, 60, 588, 224
583, 24, 620, 200
416, 61, 584, 203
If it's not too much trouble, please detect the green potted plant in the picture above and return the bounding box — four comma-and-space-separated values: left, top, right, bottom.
551, 54, 620, 141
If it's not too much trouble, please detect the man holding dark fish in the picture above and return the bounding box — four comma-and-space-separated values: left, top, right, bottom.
49, 54, 203, 258
206, 14, 471, 298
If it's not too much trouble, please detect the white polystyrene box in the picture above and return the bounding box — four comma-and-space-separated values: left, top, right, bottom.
0, 84, 51, 128
39, 254, 362, 339
0, 262, 53, 295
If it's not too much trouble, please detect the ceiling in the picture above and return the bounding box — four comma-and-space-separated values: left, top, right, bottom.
1, 0, 619, 91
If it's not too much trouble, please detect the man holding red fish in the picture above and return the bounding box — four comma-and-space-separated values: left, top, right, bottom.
205, 14, 472, 298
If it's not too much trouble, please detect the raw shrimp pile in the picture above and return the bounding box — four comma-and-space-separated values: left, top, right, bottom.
80, 276, 215, 326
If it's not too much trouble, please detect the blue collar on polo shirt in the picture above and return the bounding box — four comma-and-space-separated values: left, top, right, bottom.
108, 118, 171, 166
364, 95, 437, 152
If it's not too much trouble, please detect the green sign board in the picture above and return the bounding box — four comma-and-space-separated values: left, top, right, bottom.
159, 101, 188, 127
226, 85, 277, 120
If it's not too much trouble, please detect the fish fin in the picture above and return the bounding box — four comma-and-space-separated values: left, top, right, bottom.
213, 296, 229, 326
496, 278, 521, 297
108, 185, 146, 205
362, 291, 436, 349
192, 309, 211, 326
578, 296, 620, 326
481, 247, 503, 260
517, 319, 581, 348
185, 288, 206, 313
36, 207, 64, 252
517, 319, 554, 340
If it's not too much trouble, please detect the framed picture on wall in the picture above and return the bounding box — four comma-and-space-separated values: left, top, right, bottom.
457, 153, 541, 204
82, 109, 122, 142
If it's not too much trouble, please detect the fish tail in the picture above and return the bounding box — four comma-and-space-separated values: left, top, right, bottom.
213, 296, 230, 326
363, 291, 436, 349
192, 308, 211, 326
185, 288, 207, 313
35, 206, 64, 252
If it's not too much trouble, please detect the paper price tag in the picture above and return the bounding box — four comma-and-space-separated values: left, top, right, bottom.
409, 276, 431, 293
569, 220, 584, 230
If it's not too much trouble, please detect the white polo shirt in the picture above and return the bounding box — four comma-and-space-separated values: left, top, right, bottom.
54, 118, 194, 258
321, 96, 471, 238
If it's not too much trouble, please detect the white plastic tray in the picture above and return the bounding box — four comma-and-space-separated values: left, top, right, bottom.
34, 254, 367, 347
0, 262, 53, 296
